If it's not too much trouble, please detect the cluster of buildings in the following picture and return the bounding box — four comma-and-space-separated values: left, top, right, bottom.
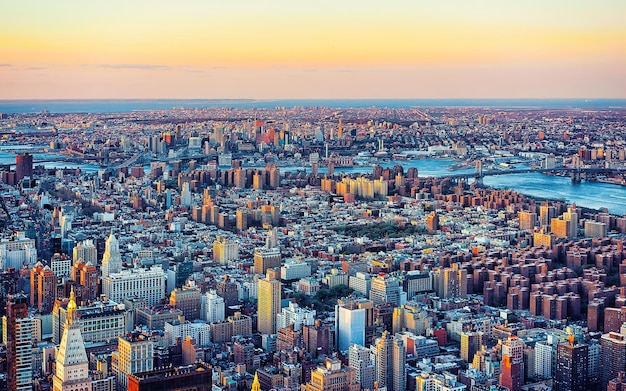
0, 106, 626, 391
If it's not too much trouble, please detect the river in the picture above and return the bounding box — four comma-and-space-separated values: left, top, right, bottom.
278, 158, 626, 216
0, 148, 623, 215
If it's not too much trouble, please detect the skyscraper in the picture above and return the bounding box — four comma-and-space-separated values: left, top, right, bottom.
112, 333, 154, 390
373, 331, 406, 391
15, 152, 33, 182
72, 239, 97, 266
101, 231, 122, 278
499, 336, 524, 391
201, 289, 225, 323
460, 331, 483, 363
30, 262, 56, 313
53, 288, 92, 391
335, 299, 367, 352
170, 286, 201, 321
602, 331, 626, 390
370, 273, 401, 307
534, 334, 557, 379
555, 338, 588, 391
6, 293, 32, 391
257, 271, 281, 335
212, 236, 239, 264
303, 358, 360, 391
254, 247, 281, 275
349, 343, 375, 390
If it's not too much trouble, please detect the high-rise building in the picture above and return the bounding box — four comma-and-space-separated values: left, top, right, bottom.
335, 299, 367, 352
72, 261, 99, 303
228, 311, 252, 337
432, 263, 468, 299
373, 331, 405, 391
303, 358, 360, 391
50, 252, 72, 277
102, 266, 166, 306
534, 334, 557, 379
170, 286, 201, 321
391, 337, 407, 391
276, 302, 315, 331
303, 319, 330, 358
403, 271, 432, 299
539, 202, 556, 228
349, 343, 375, 390
0, 234, 37, 270
202, 289, 225, 323
30, 262, 56, 313
563, 205, 579, 239
499, 336, 524, 391
460, 331, 483, 363
348, 272, 372, 297
52, 297, 129, 345
101, 232, 122, 278
257, 271, 281, 334
555, 338, 588, 391
417, 372, 466, 391
53, 289, 92, 391
15, 152, 33, 182
602, 331, 626, 390
212, 236, 239, 264
6, 293, 31, 391
112, 334, 154, 390
254, 247, 281, 275
370, 273, 401, 307
426, 211, 439, 232
72, 239, 97, 266
518, 211, 537, 230
216, 275, 239, 307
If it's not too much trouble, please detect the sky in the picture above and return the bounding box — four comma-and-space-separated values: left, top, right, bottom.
1, 1, 625, 99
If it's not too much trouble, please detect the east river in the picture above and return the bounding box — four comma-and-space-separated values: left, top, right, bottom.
281, 158, 626, 216
1, 147, 624, 216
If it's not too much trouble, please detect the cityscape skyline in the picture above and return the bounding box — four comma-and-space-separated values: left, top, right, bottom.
2, 1, 625, 99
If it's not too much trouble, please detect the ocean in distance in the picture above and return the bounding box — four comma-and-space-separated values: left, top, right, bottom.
1, 98, 626, 114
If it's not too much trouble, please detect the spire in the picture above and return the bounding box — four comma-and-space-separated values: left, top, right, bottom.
67, 287, 77, 324
251, 371, 261, 391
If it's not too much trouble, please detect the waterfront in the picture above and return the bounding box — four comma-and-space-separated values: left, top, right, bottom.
279, 158, 626, 215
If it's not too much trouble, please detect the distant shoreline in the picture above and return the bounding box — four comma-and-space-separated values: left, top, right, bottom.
1, 98, 625, 114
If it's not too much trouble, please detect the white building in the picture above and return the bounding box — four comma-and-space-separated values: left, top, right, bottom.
50, 254, 71, 278
349, 343, 375, 390
349, 272, 371, 296
324, 269, 349, 288
276, 302, 315, 331
102, 266, 166, 306
281, 259, 312, 280
0, 234, 37, 270
53, 290, 92, 391
101, 232, 122, 278
180, 182, 192, 207
164, 319, 211, 346
72, 239, 98, 266
201, 290, 225, 323
534, 335, 557, 379
335, 301, 365, 352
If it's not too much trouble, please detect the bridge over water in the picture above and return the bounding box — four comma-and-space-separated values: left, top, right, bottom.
439, 164, 626, 184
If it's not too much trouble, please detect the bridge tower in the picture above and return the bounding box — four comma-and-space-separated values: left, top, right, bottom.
474, 160, 484, 186
571, 155, 582, 183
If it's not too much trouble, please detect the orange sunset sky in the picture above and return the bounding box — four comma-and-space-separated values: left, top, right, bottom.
1, 1, 625, 99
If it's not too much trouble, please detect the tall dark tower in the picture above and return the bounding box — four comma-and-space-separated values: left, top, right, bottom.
6, 293, 30, 391
555, 338, 588, 391
15, 152, 33, 182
